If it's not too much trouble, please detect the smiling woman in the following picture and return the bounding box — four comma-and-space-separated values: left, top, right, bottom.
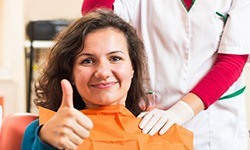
73, 28, 134, 108
32, 9, 149, 116
21, 9, 193, 150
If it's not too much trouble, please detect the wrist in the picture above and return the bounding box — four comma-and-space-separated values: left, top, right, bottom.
182, 93, 205, 115
167, 101, 194, 125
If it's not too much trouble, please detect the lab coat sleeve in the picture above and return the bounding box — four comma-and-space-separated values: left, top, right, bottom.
21, 119, 56, 150
219, 0, 250, 54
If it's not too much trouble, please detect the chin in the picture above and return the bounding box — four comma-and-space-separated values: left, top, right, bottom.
97, 100, 121, 106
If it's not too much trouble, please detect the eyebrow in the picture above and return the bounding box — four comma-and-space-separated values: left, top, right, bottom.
109, 51, 125, 55
77, 50, 125, 57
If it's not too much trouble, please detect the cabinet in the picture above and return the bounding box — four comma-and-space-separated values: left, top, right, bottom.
25, 40, 54, 113
25, 20, 71, 112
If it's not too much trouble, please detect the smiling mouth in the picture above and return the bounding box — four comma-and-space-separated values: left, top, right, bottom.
91, 82, 117, 89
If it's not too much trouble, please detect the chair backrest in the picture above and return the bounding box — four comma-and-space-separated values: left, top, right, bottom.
0, 106, 2, 131
0, 113, 37, 150
0, 96, 3, 131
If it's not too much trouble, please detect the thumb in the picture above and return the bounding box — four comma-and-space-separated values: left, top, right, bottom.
60, 79, 74, 108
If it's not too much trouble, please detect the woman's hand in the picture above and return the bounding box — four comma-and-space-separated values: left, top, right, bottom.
137, 101, 194, 136
39, 79, 93, 150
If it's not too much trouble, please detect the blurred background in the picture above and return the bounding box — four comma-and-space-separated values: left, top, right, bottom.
0, 0, 82, 115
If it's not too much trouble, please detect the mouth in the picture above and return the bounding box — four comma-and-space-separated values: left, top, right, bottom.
91, 82, 117, 89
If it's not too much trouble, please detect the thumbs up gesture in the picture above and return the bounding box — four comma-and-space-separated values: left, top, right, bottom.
39, 79, 93, 150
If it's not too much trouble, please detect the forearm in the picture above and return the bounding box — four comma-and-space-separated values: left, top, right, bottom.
181, 93, 204, 115
81, 0, 115, 14
190, 54, 249, 109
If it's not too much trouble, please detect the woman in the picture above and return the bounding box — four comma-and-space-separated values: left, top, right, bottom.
21, 9, 193, 150
81, 1, 250, 149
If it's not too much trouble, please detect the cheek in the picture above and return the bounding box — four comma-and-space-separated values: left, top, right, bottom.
74, 73, 90, 98
72, 67, 90, 86
119, 65, 134, 83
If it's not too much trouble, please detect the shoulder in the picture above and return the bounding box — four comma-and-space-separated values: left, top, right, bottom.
25, 119, 40, 134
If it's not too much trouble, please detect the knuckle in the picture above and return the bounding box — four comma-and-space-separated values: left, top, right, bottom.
154, 113, 161, 118
65, 109, 76, 117
61, 119, 75, 128
58, 128, 70, 137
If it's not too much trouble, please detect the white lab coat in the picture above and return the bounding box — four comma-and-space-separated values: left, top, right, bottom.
113, 0, 250, 149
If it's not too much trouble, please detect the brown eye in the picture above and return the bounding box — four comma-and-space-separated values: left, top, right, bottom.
110, 56, 122, 62
81, 58, 95, 65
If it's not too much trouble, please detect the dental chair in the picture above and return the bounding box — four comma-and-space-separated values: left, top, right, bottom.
0, 113, 37, 150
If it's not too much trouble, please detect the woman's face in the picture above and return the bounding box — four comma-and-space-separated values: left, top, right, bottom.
72, 27, 134, 108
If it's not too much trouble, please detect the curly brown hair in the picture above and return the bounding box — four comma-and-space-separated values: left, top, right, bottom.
34, 9, 149, 116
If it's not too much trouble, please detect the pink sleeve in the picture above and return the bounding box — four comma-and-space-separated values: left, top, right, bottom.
191, 54, 249, 109
81, 0, 115, 15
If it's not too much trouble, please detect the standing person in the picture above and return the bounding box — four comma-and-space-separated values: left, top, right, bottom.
81, 1, 250, 149
21, 9, 193, 150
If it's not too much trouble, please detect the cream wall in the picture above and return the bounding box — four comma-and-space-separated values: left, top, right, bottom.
0, 0, 82, 116
0, 0, 4, 67
0, 0, 26, 116
23, 0, 82, 21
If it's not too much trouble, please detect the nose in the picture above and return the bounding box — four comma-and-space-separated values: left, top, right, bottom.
94, 61, 112, 79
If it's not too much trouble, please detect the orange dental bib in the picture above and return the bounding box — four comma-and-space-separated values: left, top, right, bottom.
39, 105, 193, 150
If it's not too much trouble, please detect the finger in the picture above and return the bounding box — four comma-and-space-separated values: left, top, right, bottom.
60, 138, 78, 150
139, 112, 153, 129
60, 79, 74, 108
148, 116, 168, 136
71, 121, 91, 139
137, 111, 148, 118
75, 111, 93, 130
142, 114, 161, 134
159, 120, 175, 135
68, 129, 84, 146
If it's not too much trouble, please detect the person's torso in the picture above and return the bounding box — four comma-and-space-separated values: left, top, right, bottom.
113, 1, 249, 149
